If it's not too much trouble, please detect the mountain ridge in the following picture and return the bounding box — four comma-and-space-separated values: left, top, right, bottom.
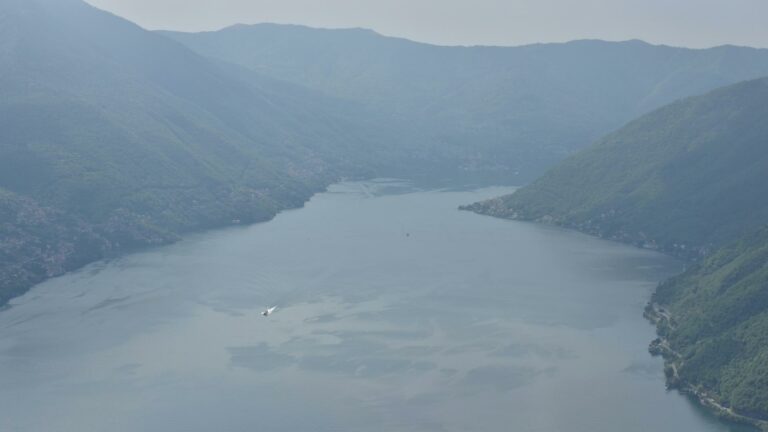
177, 23, 766, 51
163, 25, 768, 179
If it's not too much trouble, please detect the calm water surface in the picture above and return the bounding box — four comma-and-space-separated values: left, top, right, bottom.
0, 181, 754, 432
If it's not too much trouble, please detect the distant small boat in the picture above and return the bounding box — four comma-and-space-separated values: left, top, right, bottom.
262, 306, 277, 317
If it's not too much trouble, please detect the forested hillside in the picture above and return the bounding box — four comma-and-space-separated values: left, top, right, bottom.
650, 227, 768, 422
0, 0, 389, 304
5, 0, 768, 312
466, 77, 768, 258
466, 77, 768, 426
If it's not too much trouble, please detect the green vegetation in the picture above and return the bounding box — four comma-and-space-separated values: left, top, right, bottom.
9, 1, 768, 307
5, 15, 768, 417
651, 227, 768, 421
467, 77, 768, 425
0, 0, 386, 304
467, 77, 768, 258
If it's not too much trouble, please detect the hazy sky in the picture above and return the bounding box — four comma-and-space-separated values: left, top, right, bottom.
85, 0, 768, 49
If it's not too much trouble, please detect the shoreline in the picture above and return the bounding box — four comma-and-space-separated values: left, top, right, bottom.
465, 205, 767, 431
7, 187, 765, 430
645, 303, 768, 431
0, 182, 331, 310
0, 177, 424, 309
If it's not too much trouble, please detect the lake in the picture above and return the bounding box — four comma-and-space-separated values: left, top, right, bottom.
0, 180, 753, 432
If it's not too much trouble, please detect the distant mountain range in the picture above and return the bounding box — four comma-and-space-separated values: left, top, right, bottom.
466, 77, 768, 423
4, 9, 768, 411
3, 0, 768, 425
165, 24, 768, 179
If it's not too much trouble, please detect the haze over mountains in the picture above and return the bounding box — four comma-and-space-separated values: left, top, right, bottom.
2, 0, 768, 428
0, 0, 390, 302
4, 0, 768, 305
165, 24, 768, 177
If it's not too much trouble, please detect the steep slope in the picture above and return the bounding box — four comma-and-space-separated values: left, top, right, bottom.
164, 24, 768, 179
466, 76, 768, 426
466, 77, 768, 257
0, 0, 388, 304
648, 227, 768, 423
